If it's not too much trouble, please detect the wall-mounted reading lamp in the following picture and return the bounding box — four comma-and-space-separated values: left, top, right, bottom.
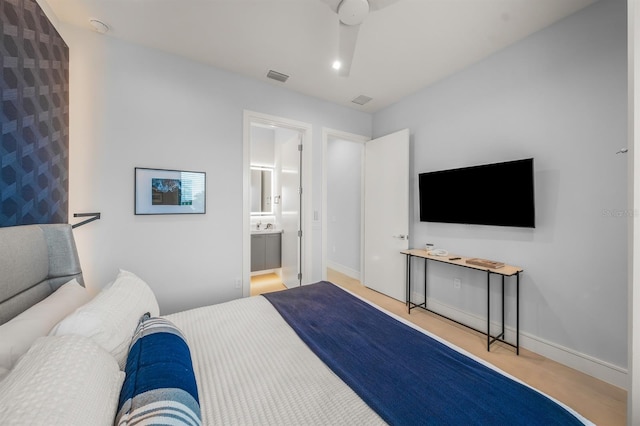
72, 212, 101, 229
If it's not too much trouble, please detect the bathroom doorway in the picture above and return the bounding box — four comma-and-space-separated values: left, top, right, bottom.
243, 111, 312, 298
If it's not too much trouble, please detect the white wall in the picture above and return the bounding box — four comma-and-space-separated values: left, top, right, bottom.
374, 0, 628, 384
327, 137, 363, 275
250, 126, 275, 167
61, 24, 371, 314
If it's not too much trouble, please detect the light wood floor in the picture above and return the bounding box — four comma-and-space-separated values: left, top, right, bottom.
326, 268, 626, 426
250, 273, 287, 296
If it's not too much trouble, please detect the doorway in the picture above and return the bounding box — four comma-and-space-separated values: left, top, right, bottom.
322, 129, 368, 282
322, 128, 410, 300
243, 111, 313, 298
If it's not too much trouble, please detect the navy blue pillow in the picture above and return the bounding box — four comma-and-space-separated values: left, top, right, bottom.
115, 317, 201, 426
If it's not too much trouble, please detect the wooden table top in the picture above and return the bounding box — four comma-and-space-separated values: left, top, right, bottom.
401, 249, 523, 277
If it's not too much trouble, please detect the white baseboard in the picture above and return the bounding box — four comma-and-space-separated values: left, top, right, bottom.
412, 291, 627, 390
327, 261, 361, 281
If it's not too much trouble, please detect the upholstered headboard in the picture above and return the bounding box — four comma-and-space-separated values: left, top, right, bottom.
0, 224, 83, 325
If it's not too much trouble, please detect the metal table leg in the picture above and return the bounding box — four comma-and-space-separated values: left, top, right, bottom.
487, 271, 490, 351
516, 272, 520, 355
424, 257, 427, 309
406, 255, 411, 312
502, 276, 505, 341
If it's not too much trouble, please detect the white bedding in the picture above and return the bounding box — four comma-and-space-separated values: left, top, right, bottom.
166, 295, 386, 426
167, 285, 593, 426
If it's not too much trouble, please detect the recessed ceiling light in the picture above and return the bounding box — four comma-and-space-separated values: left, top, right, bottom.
89, 19, 109, 34
332, 60, 342, 71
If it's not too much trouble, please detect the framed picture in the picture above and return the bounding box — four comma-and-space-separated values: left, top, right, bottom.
135, 167, 206, 215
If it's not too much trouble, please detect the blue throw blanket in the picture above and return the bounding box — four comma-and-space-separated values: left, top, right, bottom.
263, 281, 585, 426
116, 316, 201, 426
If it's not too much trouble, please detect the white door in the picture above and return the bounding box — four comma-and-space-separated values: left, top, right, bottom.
363, 129, 410, 301
280, 133, 302, 288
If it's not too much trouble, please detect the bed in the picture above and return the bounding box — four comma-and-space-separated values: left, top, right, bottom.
0, 224, 593, 425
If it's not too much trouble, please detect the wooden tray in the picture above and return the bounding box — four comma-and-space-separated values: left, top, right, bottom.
465, 258, 505, 269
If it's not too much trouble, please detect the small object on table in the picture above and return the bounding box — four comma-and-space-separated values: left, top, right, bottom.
465, 258, 505, 269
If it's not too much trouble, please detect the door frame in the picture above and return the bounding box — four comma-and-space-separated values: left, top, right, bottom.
243, 110, 313, 297
321, 128, 370, 282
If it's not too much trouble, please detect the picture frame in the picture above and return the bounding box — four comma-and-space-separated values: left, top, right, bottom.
135, 167, 206, 215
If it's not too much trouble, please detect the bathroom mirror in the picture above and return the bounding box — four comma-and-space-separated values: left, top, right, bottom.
251, 167, 273, 215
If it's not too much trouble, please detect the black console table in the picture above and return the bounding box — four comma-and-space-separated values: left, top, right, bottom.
401, 249, 523, 355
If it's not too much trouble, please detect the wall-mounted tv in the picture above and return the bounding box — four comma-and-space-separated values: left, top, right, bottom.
418, 158, 535, 228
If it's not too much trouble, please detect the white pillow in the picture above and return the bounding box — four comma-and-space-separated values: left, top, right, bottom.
0, 278, 91, 373
50, 270, 159, 368
0, 335, 124, 425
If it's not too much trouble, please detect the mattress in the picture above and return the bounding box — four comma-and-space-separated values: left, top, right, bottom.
166, 295, 385, 425
167, 284, 592, 425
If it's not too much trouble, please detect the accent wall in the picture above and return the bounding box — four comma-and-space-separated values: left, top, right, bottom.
0, 0, 69, 226
0, 0, 69, 227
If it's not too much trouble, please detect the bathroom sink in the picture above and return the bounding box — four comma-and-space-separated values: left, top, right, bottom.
251, 229, 282, 234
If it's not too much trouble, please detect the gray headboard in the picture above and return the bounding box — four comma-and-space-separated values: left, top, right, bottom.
0, 224, 83, 325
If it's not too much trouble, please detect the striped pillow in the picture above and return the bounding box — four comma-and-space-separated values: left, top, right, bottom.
115, 317, 201, 426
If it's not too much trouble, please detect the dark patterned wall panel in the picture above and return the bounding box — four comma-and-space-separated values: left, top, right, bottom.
0, 0, 69, 227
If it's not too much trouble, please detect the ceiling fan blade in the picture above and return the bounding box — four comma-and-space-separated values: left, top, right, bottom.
337, 23, 360, 76
368, 0, 401, 12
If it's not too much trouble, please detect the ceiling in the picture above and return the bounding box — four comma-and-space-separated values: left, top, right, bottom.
43, 0, 596, 113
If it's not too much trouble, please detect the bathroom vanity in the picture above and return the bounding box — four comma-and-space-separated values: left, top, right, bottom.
251, 230, 282, 272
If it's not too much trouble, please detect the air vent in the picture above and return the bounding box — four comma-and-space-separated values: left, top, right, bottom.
267, 70, 289, 83
351, 95, 372, 105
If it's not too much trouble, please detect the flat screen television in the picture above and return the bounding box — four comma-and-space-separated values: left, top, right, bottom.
418, 158, 535, 228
